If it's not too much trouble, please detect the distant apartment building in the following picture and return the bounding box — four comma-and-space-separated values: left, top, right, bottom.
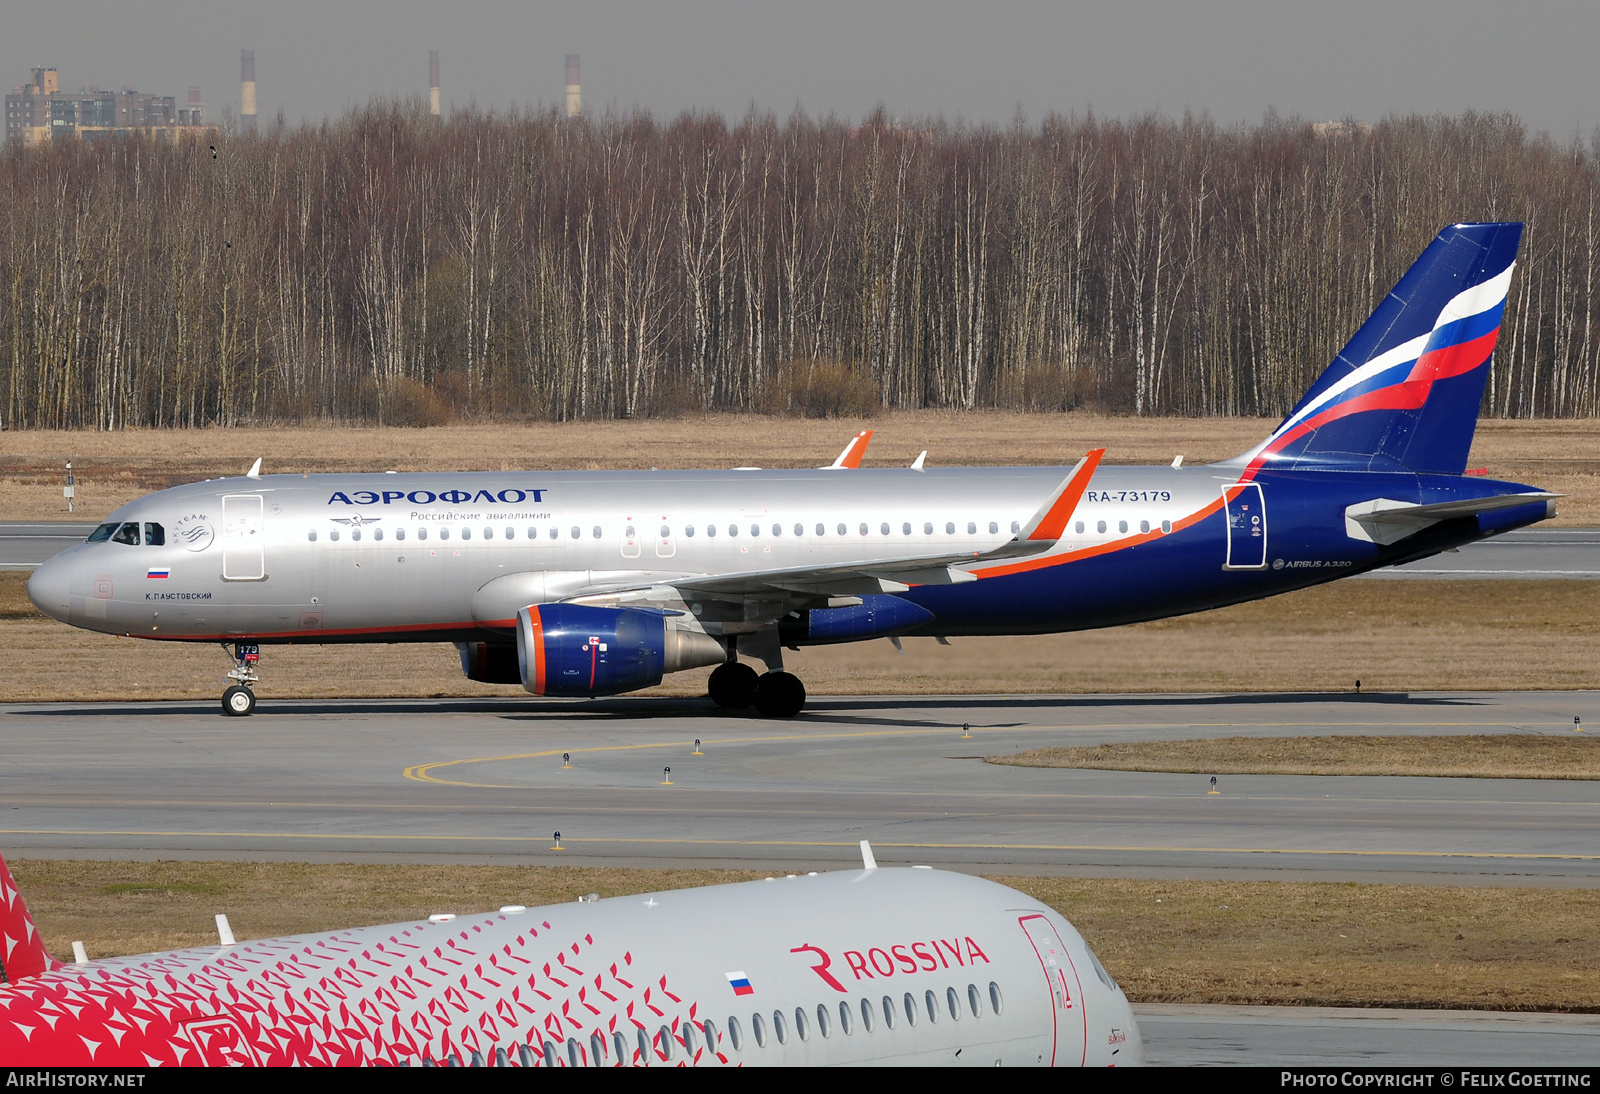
6, 67, 215, 146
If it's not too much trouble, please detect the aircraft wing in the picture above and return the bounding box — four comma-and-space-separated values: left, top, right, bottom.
1344, 491, 1560, 545
570, 451, 1104, 603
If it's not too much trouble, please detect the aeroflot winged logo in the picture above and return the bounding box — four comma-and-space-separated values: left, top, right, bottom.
791, 936, 991, 993
328, 487, 547, 505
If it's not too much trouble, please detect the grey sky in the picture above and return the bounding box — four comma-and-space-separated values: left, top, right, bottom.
6, 1, 1597, 138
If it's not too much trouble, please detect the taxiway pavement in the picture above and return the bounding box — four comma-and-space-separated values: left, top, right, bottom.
2, 690, 1595, 884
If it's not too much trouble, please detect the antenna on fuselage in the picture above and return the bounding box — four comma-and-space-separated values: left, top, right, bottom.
245, 458, 262, 479
1171, 455, 1184, 469
910, 451, 927, 471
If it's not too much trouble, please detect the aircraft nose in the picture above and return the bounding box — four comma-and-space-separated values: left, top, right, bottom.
27, 556, 71, 623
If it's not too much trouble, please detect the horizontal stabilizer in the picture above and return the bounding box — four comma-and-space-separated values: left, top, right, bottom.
1345, 492, 1559, 545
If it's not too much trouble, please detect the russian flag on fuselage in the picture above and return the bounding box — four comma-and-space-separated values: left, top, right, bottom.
1244, 222, 1522, 476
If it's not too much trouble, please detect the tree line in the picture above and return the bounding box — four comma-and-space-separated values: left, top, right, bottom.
3, 102, 1599, 429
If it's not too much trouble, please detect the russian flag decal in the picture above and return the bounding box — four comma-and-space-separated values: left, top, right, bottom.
146, 568, 169, 579
725, 971, 754, 996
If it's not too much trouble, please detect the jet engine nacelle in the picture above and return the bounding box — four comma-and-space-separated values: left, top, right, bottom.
454, 641, 522, 685
515, 604, 725, 696
778, 593, 935, 645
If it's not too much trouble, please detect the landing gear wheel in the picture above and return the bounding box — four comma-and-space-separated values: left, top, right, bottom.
708, 661, 759, 708
222, 685, 257, 717
753, 671, 806, 718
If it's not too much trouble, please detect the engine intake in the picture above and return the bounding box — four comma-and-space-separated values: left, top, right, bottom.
515, 604, 725, 696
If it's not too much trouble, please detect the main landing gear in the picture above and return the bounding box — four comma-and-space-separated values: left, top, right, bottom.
708, 660, 807, 719
221, 642, 260, 717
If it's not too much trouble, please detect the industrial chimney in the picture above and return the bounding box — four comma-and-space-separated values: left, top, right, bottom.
429, 50, 440, 116
565, 54, 580, 118
240, 49, 256, 135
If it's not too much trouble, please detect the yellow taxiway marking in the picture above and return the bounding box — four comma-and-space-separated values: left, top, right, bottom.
3, 828, 1596, 862
403, 721, 1561, 788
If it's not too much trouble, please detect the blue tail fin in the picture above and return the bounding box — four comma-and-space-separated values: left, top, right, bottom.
1241, 222, 1522, 475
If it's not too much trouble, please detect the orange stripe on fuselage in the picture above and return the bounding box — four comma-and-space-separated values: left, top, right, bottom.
977, 492, 1231, 580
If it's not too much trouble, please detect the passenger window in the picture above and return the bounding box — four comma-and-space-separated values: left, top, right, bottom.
439, 528, 449, 541
636, 1028, 649, 1061
87, 523, 118, 543
968, 983, 982, 1017
658, 1025, 674, 1061
570, 526, 580, 539
1140, 520, 1149, 534
772, 523, 782, 536
591, 1031, 606, 1064
613, 1029, 628, 1062
707, 524, 717, 538
944, 521, 953, 534
417, 528, 427, 540
728, 524, 738, 537
482, 527, 492, 540
660, 525, 670, 538
773, 1010, 788, 1045
1162, 519, 1172, 534
838, 523, 847, 536
816, 1003, 831, 1038
752, 1012, 767, 1048
566, 1038, 579, 1067
988, 521, 998, 534
685, 525, 695, 538
859, 523, 868, 536
1097, 520, 1107, 534
307, 530, 317, 542
1118, 520, 1128, 534
860, 997, 876, 1032
351, 528, 361, 542
592, 526, 602, 539
396, 528, 405, 541
903, 993, 918, 1026
548, 527, 559, 540
1011, 520, 1020, 533
880, 523, 890, 535
925, 989, 939, 1022
625, 524, 636, 538
1075, 521, 1085, 534
838, 1000, 853, 1035
111, 522, 140, 545
373, 528, 384, 541
504, 527, 513, 539
947, 986, 961, 1019
881, 996, 896, 1029
682, 1019, 696, 1055
330, 529, 340, 542
750, 524, 760, 537
701, 1019, 718, 1052
989, 982, 1004, 1014
143, 522, 165, 546
794, 1006, 808, 1042
794, 523, 804, 536
818, 524, 827, 536
727, 1016, 743, 1051
902, 522, 911, 535
966, 521, 976, 535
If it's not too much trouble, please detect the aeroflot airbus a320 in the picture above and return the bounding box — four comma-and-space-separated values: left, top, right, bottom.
0, 846, 1144, 1066
28, 222, 1555, 717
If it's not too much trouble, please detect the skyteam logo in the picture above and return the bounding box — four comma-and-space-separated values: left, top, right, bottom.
172, 513, 215, 552
328, 487, 547, 506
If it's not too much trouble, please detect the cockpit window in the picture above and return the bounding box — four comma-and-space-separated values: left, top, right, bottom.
144, 522, 165, 546
111, 522, 140, 545
87, 523, 118, 543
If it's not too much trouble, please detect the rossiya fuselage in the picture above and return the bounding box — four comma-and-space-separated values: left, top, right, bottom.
25, 222, 1556, 716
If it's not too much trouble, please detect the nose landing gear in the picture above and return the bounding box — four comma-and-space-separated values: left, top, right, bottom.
221, 642, 260, 717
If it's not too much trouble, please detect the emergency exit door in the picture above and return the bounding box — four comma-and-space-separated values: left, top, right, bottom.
1222, 482, 1267, 569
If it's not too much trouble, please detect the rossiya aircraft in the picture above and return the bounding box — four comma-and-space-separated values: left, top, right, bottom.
0, 845, 1142, 1066
28, 222, 1554, 718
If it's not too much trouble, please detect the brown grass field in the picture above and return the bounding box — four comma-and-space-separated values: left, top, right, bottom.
2, 412, 1596, 523
992, 734, 1600, 780
11, 859, 1596, 1012
2, 571, 1596, 701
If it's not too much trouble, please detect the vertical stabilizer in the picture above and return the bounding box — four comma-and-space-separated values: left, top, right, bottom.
0, 852, 57, 982
1239, 222, 1522, 475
